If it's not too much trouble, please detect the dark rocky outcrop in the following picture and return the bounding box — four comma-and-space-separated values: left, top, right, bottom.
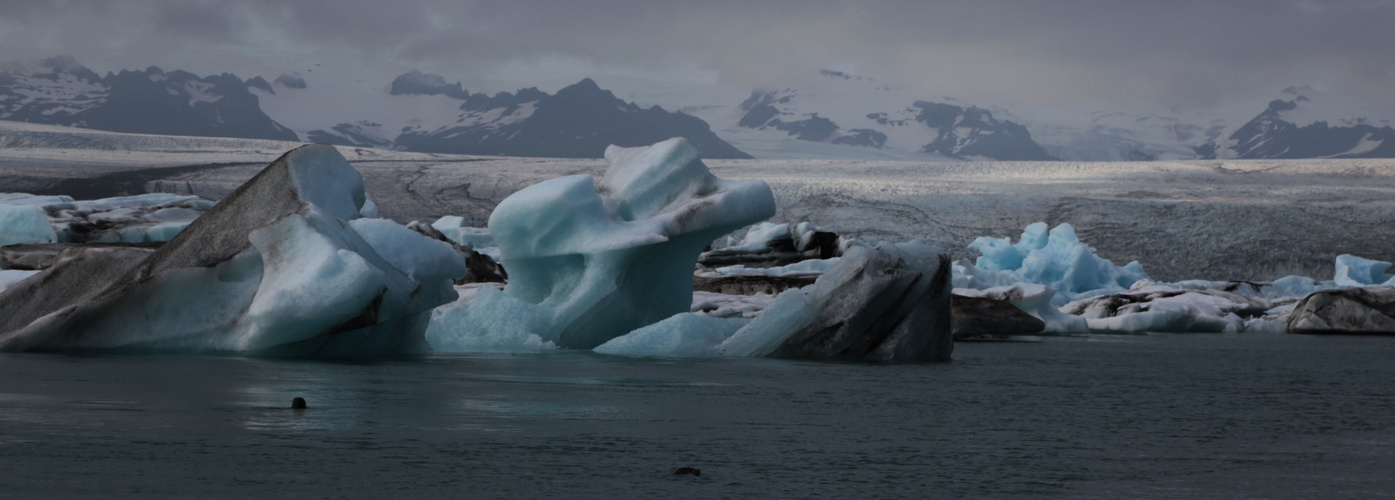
1288, 286, 1395, 334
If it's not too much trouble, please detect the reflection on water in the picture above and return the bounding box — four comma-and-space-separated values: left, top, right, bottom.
2, 335, 1395, 498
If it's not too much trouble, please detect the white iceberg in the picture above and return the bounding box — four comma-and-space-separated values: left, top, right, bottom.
428, 138, 776, 350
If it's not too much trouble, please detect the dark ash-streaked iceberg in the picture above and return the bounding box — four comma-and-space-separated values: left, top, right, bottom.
0, 145, 466, 357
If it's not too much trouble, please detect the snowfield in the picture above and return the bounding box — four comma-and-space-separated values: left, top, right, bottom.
3, 120, 1395, 281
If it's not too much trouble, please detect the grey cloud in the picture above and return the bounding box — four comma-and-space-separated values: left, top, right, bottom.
0, 0, 1392, 113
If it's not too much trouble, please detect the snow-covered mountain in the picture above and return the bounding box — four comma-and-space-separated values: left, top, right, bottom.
0, 57, 751, 160
393, 78, 751, 159
1197, 86, 1395, 159
7, 57, 1393, 162
712, 71, 1056, 161
0, 56, 297, 141
695, 70, 1395, 162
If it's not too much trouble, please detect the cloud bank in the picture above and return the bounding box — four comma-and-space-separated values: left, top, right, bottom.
1, 0, 1392, 113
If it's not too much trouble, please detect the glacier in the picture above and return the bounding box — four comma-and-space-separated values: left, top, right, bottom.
0, 144, 467, 356
427, 138, 776, 351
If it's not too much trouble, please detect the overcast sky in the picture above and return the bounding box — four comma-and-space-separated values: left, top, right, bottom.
2, 0, 1392, 115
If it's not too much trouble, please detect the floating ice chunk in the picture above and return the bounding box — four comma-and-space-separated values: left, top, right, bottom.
0, 145, 465, 357
727, 222, 790, 251
1265, 276, 1332, 299
1334, 254, 1395, 287
430, 138, 775, 350
690, 290, 777, 319
0, 193, 74, 206
1288, 286, 1395, 334
236, 212, 391, 351
593, 314, 750, 358
713, 258, 841, 277
0, 205, 57, 246
964, 222, 1148, 305
430, 216, 498, 255
141, 222, 189, 242
1244, 317, 1291, 334
1062, 281, 1270, 334
953, 283, 1087, 333
951, 258, 1021, 290
3, 191, 215, 244
145, 207, 203, 222
349, 218, 468, 309
425, 286, 557, 352
718, 241, 953, 362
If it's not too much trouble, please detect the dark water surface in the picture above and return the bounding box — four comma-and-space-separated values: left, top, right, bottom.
3, 334, 1395, 499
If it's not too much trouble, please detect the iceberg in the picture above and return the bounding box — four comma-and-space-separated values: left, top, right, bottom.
1288, 286, 1395, 334
0, 192, 213, 244
599, 242, 954, 362
593, 314, 751, 358
953, 283, 1088, 334
711, 257, 841, 277
1061, 281, 1272, 334
0, 204, 57, 247
429, 216, 499, 259
722, 242, 952, 361
428, 138, 776, 350
0, 145, 467, 357
962, 222, 1148, 306
700, 220, 844, 269
1333, 254, 1395, 287
690, 290, 777, 319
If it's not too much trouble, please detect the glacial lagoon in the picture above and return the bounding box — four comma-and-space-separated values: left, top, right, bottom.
3, 333, 1395, 499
